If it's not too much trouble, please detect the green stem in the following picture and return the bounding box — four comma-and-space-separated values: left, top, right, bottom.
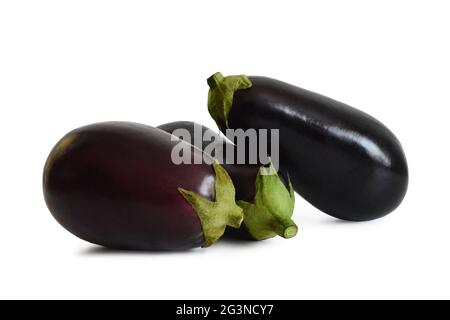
178, 162, 244, 247
207, 72, 253, 130
237, 164, 297, 240
207, 72, 224, 90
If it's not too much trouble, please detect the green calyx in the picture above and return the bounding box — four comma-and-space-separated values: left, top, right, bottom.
238, 165, 297, 241
207, 72, 252, 130
178, 162, 244, 247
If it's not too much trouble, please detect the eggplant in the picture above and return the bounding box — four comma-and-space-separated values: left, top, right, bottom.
207, 72, 408, 221
43, 122, 244, 250
158, 121, 297, 240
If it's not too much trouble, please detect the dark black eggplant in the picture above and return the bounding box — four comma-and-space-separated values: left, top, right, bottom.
43, 122, 243, 250
207, 72, 408, 221
158, 121, 297, 240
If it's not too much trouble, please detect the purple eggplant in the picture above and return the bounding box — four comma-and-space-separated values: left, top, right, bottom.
207, 72, 408, 221
43, 122, 243, 250
158, 121, 297, 240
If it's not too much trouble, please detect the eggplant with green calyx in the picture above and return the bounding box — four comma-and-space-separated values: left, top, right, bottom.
43, 122, 243, 250
158, 121, 297, 240
207, 72, 408, 221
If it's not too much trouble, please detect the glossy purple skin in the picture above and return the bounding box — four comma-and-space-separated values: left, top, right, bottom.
226, 76, 409, 221
158, 121, 262, 240
43, 122, 216, 250
157, 121, 260, 202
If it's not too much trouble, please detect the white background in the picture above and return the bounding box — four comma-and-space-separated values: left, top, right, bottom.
0, 0, 449, 300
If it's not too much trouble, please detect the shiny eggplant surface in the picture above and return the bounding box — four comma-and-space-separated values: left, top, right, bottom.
208, 73, 409, 221
158, 121, 259, 202
158, 121, 297, 240
43, 122, 243, 250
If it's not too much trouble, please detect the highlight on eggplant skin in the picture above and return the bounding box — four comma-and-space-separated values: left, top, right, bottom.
158, 121, 297, 241
207, 72, 409, 222
43, 122, 243, 250
158, 121, 259, 202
